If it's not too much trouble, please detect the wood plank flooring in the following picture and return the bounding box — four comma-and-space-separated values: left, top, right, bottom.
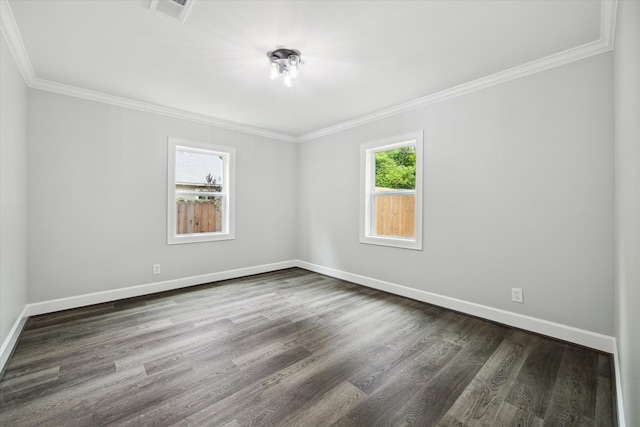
0, 268, 617, 426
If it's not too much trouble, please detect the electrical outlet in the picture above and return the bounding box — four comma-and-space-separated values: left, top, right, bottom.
153, 264, 161, 275
511, 288, 523, 303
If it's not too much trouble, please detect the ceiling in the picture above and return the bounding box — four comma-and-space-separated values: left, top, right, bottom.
3, 0, 613, 140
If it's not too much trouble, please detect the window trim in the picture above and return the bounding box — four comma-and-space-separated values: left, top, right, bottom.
167, 137, 236, 245
359, 131, 423, 250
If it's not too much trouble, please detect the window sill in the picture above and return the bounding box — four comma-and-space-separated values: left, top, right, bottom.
359, 235, 422, 250
168, 232, 235, 245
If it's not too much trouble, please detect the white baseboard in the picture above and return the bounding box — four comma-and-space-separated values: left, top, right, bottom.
1, 261, 295, 373
612, 339, 627, 427
295, 260, 616, 353
1, 259, 624, 421
25, 260, 297, 317
0, 305, 29, 374
299, 258, 631, 422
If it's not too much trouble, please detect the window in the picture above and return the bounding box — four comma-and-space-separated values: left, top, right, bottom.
167, 138, 235, 244
360, 131, 423, 250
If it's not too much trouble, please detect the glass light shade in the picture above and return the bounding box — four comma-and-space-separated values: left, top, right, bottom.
283, 73, 294, 88
269, 61, 279, 80
288, 55, 300, 79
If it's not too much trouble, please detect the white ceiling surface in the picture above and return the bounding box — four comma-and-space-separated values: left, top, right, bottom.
7, 0, 603, 138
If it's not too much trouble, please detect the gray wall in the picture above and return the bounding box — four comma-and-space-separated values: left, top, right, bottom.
0, 33, 28, 349
614, 1, 640, 426
298, 53, 614, 335
26, 90, 298, 302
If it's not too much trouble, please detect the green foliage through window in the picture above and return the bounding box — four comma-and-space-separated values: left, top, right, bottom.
375, 146, 416, 189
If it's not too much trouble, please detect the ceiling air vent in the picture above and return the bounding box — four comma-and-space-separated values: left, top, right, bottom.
150, 0, 194, 23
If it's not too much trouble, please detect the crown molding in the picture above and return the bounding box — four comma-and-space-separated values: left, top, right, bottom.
2, 0, 618, 145
0, 0, 35, 84
27, 77, 299, 143
1, 1, 296, 143
601, 0, 618, 48
298, 0, 619, 142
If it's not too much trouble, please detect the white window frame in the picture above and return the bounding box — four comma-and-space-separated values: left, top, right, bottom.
359, 131, 423, 250
167, 138, 235, 245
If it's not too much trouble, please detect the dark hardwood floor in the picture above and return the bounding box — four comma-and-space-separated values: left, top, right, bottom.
0, 268, 616, 426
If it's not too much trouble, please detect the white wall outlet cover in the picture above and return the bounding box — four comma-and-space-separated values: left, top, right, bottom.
511, 288, 524, 303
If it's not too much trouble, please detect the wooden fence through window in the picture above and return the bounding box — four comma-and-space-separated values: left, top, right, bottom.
176, 196, 412, 237
176, 201, 221, 234
375, 194, 415, 238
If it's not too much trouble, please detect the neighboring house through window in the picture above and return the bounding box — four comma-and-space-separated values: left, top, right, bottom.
360, 131, 423, 250
167, 138, 235, 244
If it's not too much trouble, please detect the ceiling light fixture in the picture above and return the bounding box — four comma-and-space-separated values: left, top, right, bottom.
267, 48, 301, 88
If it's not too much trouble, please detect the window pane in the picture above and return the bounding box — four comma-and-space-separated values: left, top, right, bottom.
175, 150, 224, 190
375, 146, 416, 191
373, 193, 415, 238
176, 195, 223, 234
174, 149, 224, 235
373, 146, 416, 238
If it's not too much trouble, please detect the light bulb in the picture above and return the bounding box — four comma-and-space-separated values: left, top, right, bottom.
283, 73, 294, 88
269, 61, 279, 80
288, 55, 300, 79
